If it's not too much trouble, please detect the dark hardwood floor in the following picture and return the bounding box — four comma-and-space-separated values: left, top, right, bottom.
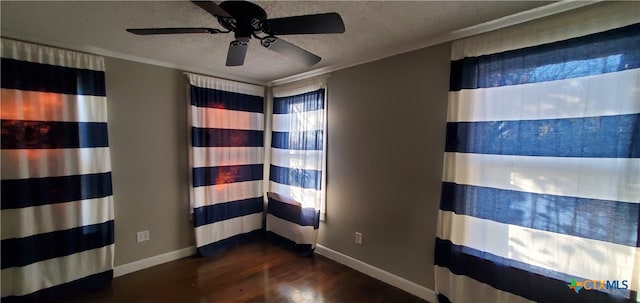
55, 240, 427, 303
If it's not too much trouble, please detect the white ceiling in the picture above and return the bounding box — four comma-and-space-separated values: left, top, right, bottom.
1, 1, 567, 84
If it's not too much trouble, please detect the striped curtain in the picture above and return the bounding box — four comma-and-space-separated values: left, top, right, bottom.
267, 84, 326, 253
435, 15, 640, 303
1, 39, 114, 301
187, 73, 265, 257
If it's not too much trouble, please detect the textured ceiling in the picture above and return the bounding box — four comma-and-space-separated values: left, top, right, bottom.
1, 1, 555, 84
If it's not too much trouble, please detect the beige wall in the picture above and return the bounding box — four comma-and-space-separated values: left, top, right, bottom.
319, 42, 451, 288
104, 58, 194, 266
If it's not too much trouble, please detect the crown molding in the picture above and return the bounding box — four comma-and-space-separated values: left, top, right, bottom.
268, 1, 600, 87
0, 31, 267, 87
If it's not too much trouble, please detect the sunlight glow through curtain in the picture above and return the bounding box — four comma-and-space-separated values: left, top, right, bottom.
187, 73, 265, 257
267, 82, 327, 253
435, 9, 640, 303
0, 39, 114, 302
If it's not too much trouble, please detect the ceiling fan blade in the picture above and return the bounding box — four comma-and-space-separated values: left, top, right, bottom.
262, 13, 345, 35
261, 37, 321, 66
126, 28, 224, 35
192, 1, 232, 18
226, 38, 249, 66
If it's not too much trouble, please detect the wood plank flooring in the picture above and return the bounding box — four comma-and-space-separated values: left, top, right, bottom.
54, 240, 428, 303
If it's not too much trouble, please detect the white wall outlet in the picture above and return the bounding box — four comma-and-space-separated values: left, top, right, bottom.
137, 230, 150, 243
355, 232, 363, 245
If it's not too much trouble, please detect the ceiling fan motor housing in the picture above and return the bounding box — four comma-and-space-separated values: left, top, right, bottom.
217, 1, 267, 38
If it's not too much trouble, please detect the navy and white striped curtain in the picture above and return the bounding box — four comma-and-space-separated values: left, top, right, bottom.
435, 12, 640, 303
1, 39, 114, 301
267, 84, 326, 252
187, 74, 265, 257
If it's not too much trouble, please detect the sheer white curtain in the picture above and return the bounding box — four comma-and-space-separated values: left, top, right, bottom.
1, 39, 114, 301
435, 3, 640, 303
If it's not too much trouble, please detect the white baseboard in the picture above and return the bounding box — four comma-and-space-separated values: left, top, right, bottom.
113, 246, 196, 277
315, 245, 437, 303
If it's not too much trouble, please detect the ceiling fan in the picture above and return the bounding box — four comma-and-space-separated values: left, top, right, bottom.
126, 1, 345, 67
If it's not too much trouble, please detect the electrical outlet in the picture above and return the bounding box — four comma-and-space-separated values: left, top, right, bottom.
355, 232, 363, 245
137, 230, 150, 243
